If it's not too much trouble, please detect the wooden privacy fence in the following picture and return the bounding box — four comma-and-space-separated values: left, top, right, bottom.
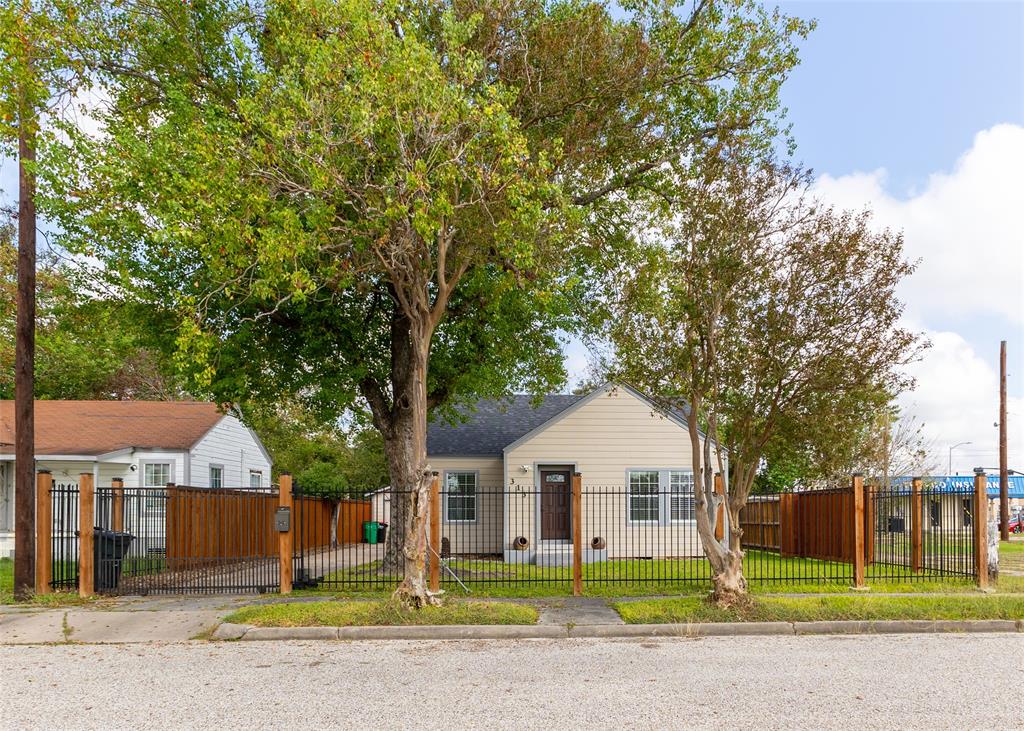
165, 486, 279, 568
161, 486, 372, 569
292, 494, 372, 552
740, 487, 872, 563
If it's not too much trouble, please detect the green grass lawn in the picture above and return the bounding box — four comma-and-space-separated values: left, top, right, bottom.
613, 594, 1024, 624
0, 558, 11, 603
300, 550, 980, 599
224, 599, 538, 627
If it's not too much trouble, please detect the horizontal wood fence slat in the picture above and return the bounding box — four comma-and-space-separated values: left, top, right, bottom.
165, 486, 371, 570
293, 496, 372, 551
741, 490, 856, 562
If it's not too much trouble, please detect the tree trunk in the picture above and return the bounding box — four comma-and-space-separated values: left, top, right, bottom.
711, 549, 747, 607
329, 499, 340, 549
688, 406, 748, 607
374, 333, 438, 608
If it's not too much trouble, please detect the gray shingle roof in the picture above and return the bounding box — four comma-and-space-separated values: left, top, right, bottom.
427, 394, 586, 457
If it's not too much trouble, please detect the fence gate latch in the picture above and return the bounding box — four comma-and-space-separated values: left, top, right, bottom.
275, 507, 291, 532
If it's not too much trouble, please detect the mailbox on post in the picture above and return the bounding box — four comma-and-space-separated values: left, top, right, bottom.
275, 507, 291, 532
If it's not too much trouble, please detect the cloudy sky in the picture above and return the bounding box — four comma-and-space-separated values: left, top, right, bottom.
569, 1, 1024, 474
1, 1, 1021, 475
760, 0, 1022, 475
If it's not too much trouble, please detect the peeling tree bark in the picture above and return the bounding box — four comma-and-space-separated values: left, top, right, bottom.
363, 306, 442, 608
688, 404, 747, 607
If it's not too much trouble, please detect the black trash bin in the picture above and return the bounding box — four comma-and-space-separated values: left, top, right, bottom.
93, 527, 134, 591
377, 522, 388, 544
887, 516, 905, 533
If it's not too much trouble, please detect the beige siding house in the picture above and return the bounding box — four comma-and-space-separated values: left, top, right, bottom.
427, 383, 725, 565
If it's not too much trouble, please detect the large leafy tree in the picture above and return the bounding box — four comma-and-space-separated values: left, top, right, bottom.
607, 150, 920, 605
0, 224, 183, 399
40, 0, 810, 605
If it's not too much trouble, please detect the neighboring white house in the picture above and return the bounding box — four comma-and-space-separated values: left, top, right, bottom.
0, 400, 272, 558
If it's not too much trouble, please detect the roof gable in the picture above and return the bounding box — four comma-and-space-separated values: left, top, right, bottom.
426, 383, 701, 457
427, 394, 585, 457
0, 400, 226, 456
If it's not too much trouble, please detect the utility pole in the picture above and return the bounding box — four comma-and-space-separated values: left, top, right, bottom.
13, 8, 37, 599
999, 340, 1009, 541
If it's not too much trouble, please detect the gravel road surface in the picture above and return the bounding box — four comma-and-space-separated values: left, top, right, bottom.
2, 634, 1020, 729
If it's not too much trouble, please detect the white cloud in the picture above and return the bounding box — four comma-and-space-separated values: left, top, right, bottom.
813, 124, 1024, 475
812, 124, 1024, 325
899, 325, 1023, 475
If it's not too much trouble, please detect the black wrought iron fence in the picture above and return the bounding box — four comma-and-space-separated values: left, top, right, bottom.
46, 479, 978, 597
50, 482, 80, 591
869, 482, 976, 580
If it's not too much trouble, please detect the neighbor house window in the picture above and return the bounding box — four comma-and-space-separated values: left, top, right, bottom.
249, 470, 262, 488
445, 471, 477, 522
669, 470, 695, 521
143, 462, 171, 512
209, 465, 223, 489
628, 470, 660, 522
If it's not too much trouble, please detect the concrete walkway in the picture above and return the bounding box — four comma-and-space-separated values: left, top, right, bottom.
2, 591, 1022, 645
0, 606, 225, 644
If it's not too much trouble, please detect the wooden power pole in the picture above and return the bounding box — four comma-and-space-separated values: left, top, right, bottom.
999, 340, 1009, 541
14, 95, 37, 599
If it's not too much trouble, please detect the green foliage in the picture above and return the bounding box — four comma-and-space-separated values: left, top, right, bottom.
297, 460, 349, 501
0, 0, 89, 147
246, 402, 388, 495
0, 223, 182, 400
37, 0, 812, 428
607, 151, 920, 505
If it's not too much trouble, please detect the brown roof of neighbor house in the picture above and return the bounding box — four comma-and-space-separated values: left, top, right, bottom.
0, 401, 226, 456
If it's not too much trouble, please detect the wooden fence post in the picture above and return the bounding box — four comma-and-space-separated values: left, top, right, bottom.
852, 473, 865, 589
429, 472, 441, 593
911, 477, 923, 572
79, 472, 95, 597
974, 469, 989, 590
111, 477, 124, 533
279, 473, 293, 594
572, 472, 583, 597
35, 471, 52, 594
714, 473, 725, 541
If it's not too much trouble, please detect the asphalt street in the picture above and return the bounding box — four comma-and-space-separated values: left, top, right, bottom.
2, 634, 1020, 730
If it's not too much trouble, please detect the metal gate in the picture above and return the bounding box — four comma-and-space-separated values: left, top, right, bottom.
51, 482, 283, 595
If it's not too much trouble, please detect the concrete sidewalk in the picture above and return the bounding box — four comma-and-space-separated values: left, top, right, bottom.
3, 594, 1023, 645
0, 606, 225, 644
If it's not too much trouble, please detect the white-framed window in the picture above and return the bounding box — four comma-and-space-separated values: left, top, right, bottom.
628, 470, 660, 523
209, 465, 224, 489
143, 462, 172, 512
249, 470, 263, 488
444, 471, 477, 523
669, 470, 696, 521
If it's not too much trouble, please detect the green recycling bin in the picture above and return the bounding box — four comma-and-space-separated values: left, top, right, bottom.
363, 520, 379, 544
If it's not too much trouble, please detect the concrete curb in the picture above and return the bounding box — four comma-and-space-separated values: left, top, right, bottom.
221, 619, 1024, 642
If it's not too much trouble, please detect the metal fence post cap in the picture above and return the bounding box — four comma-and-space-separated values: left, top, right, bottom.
973, 467, 986, 475
37, 469, 51, 474
852, 472, 864, 477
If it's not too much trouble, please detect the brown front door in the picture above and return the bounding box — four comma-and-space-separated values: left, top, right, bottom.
540, 469, 571, 540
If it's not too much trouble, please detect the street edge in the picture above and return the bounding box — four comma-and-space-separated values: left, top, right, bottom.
214, 618, 1024, 642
